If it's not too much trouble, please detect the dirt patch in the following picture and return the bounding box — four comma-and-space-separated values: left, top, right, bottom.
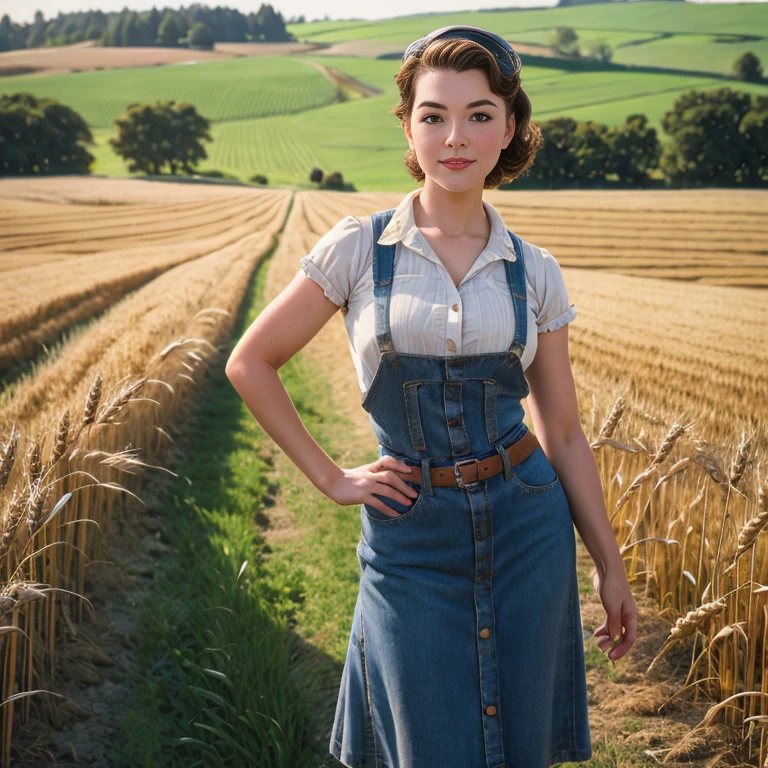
310, 38, 567, 61
0, 39, 318, 78
302, 58, 382, 99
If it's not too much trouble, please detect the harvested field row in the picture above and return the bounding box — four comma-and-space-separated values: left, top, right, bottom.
0, 182, 290, 424
0, 186, 289, 373
0, 193, 269, 251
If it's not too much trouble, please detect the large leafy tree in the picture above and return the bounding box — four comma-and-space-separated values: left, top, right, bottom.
524, 117, 582, 185
188, 21, 214, 50
660, 87, 767, 185
732, 52, 764, 83
607, 113, 661, 186
109, 100, 212, 176
0, 92, 94, 176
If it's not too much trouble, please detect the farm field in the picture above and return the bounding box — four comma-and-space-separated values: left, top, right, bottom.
2, 180, 766, 439
34, 53, 765, 189
0, 178, 290, 435
0, 55, 339, 128
2, 2, 767, 189
289, 2, 768, 77
0, 39, 318, 77
1, 177, 767, 766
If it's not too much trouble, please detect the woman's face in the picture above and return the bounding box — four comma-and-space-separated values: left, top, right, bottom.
404, 67, 515, 191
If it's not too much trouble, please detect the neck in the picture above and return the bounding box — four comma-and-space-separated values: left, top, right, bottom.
413, 180, 489, 240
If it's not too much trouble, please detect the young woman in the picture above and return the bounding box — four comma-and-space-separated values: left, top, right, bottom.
226, 25, 638, 768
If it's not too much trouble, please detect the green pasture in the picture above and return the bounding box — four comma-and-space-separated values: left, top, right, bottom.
289, 2, 768, 41
80, 53, 767, 191
0, 56, 339, 128
3, 1, 767, 190
289, 3, 768, 78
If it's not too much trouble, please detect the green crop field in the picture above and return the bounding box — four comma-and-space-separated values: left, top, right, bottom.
289, 3, 768, 78
0, 56, 339, 128
3, 2, 767, 190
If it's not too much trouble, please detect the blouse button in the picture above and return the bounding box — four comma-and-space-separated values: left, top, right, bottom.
479, 628, 490, 639
446, 338, 456, 352
451, 303, 459, 312
485, 705, 497, 716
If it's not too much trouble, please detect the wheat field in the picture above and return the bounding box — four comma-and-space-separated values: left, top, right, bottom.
1, 178, 767, 766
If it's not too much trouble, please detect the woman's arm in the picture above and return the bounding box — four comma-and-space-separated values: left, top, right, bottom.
225, 269, 418, 515
524, 325, 637, 661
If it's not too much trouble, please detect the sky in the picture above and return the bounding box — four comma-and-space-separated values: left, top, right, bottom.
5, 0, 765, 26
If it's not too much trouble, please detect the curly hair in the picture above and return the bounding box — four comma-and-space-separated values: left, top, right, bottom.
391, 37, 542, 189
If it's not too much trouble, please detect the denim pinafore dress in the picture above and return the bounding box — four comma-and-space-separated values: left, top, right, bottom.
329, 208, 592, 768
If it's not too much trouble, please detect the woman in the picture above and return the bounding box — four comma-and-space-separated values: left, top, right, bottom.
226, 25, 638, 768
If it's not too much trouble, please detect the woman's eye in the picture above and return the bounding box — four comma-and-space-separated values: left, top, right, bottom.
421, 113, 492, 123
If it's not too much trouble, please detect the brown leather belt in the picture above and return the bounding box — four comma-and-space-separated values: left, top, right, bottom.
393, 430, 539, 489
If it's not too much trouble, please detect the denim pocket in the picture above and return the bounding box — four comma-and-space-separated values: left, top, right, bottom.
363, 481, 426, 523
510, 445, 560, 493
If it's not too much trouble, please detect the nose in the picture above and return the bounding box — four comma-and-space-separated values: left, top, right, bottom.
445, 120, 468, 150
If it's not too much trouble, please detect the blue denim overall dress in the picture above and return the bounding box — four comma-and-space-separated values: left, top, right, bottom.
329, 208, 592, 768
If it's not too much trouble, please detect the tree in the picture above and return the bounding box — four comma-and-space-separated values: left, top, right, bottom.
122, 12, 143, 47
549, 27, 579, 58
188, 21, 214, 50
157, 11, 181, 47
146, 7, 161, 45
570, 121, 612, 182
584, 40, 612, 64
109, 100, 212, 175
526, 117, 581, 185
254, 4, 292, 42
0, 93, 94, 176
737, 95, 768, 185
606, 114, 661, 186
659, 87, 764, 186
732, 52, 763, 83
0, 15, 15, 52
319, 170, 345, 189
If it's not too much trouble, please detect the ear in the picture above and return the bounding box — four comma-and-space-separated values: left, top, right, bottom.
503, 112, 516, 149
403, 119, 414, 150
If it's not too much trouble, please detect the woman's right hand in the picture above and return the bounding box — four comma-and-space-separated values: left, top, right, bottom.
324, 455, 420, 518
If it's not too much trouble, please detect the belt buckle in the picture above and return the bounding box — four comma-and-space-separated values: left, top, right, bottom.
453, 457, 480, 489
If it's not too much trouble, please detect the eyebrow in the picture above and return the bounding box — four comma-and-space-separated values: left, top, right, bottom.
416, 99, 498, 110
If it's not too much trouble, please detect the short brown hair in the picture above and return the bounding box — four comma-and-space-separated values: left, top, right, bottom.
391, 37, 542, 188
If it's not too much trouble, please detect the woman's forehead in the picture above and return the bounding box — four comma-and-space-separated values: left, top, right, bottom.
413, 68, 493, 101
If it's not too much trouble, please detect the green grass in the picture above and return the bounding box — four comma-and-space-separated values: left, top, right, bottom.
290, 3, 768, 40
289, 2, 768, 78
109, 219, 376, 764
5, 2, 768, 190
108, 241, 319, 766
0, 56, 339, 128
84, 53, 768, 190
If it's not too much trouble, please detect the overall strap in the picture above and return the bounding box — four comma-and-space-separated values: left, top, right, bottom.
502, 230, 528, 359
370, 209, 398, 354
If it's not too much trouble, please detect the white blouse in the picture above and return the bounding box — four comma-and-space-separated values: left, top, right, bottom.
299, 188, 577, 401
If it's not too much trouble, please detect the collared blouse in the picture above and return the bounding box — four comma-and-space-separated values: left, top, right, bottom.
299, 187, 577, 401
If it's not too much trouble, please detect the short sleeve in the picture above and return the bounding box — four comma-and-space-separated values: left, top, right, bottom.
534, 246, 577, 333
299, 215, 363, 308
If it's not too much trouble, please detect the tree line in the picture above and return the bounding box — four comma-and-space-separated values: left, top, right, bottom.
0, 4, 297, 52
1, 86, 766, 188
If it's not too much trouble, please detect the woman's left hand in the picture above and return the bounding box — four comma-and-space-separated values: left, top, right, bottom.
592, 567, 638, 662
